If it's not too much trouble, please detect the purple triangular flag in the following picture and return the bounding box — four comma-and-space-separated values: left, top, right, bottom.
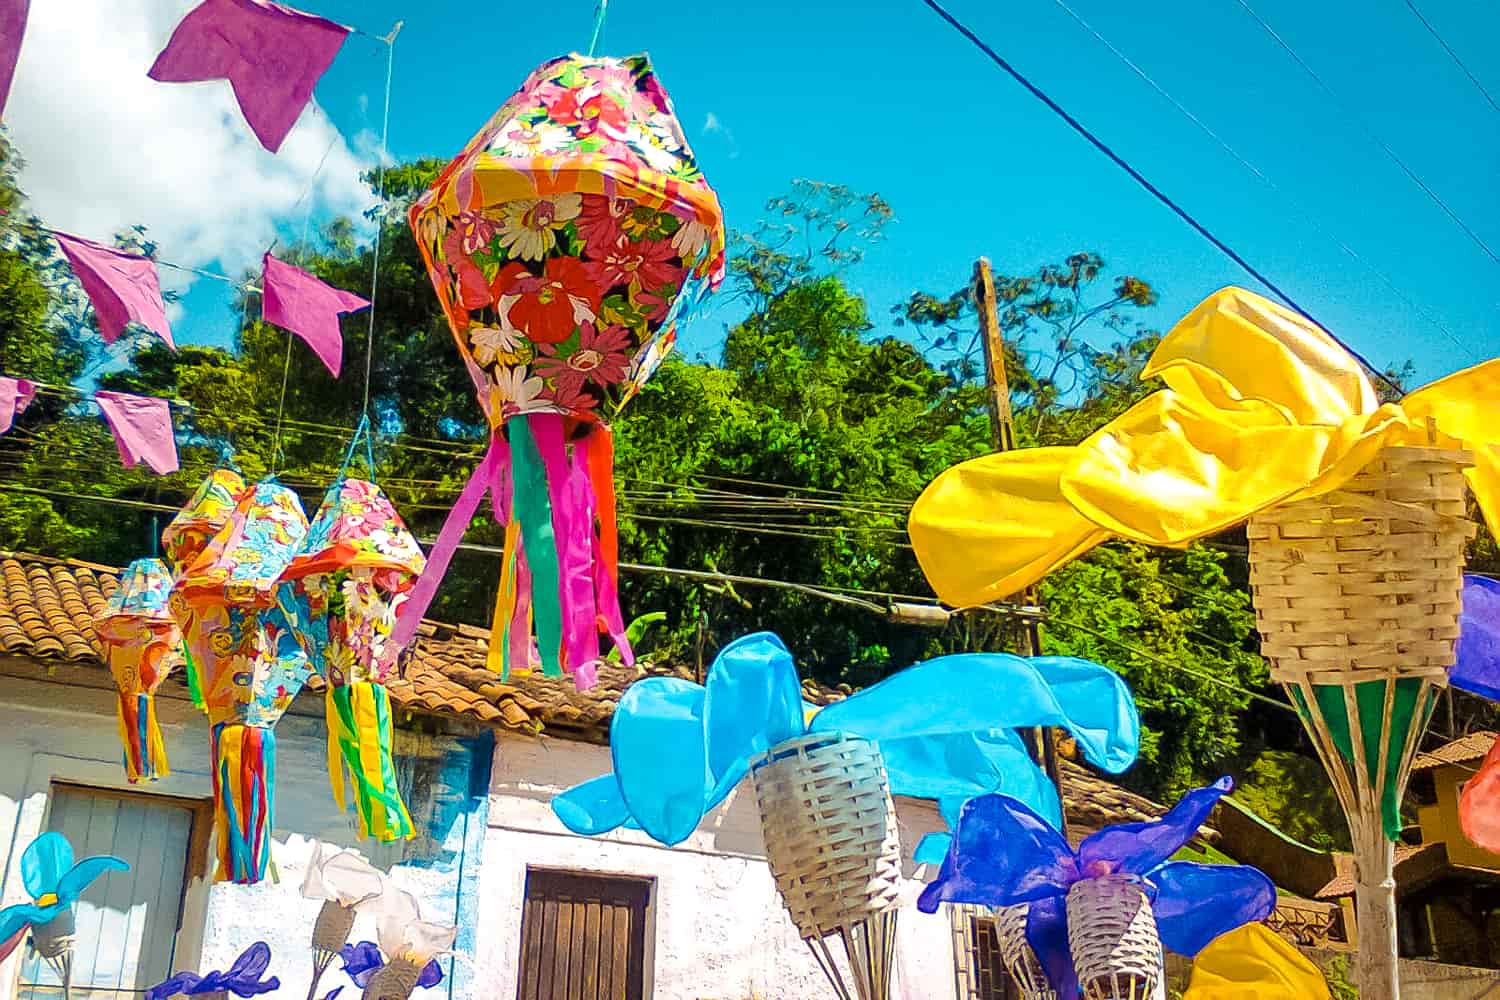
148, 0, 350, 153
0, 0, 27, 120
53, 232, 174, 348
0, 376, 34, 433
95, 391, 179, 475
261, 252, 369, 377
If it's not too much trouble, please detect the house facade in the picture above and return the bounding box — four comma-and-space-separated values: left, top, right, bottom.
0, 553, 1179, 1000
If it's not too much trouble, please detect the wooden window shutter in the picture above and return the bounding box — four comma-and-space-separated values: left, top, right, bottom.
516, 869, 652, 1000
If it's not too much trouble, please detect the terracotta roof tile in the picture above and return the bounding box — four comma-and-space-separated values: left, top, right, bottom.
1412, 731, 1496, 772
0, 552, 1175, 830
1317, 842, 1448, 899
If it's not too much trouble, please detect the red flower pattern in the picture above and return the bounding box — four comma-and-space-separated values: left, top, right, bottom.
582, 239, 683, 293
491, 258, 601, 345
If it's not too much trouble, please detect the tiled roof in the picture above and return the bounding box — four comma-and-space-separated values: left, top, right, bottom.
0, 553, 1175, 829
1316, 842, 1466, 899
1412, 731, 1496, 772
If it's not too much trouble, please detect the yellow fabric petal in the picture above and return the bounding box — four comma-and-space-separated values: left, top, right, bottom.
909, 447, 1109, 606
1401, 358, 1500, 537
1146, 287, 1377, 426
1184, 924, 1331, 1000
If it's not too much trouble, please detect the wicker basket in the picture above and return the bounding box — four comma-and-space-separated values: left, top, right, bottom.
750, 732, 904, 1000
1065, 876, 1163, 1000
994, 903, 1058, 1000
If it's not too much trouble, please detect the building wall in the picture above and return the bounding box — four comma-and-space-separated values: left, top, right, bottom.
1430, 765, 1500, 870
0, 671, 487, 1000
473, 732, 962, 1000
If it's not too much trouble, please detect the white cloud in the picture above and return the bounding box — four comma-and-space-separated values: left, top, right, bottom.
703, 111, 724, 133
4, 0, 370, 293
701, 110, 738, 159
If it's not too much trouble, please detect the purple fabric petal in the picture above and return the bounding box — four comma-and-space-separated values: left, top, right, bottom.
95, 391, 178, 475
1025, 895, 1077, 999
1078, 776, 1232, 877
417, 959, 444, 988
916, 793, 1077, 913
320, 990, 343, 1000
0, 0, 27, 119
54, 232, 173, 347
0, 376, 35, 434
148, 0, 350, 153
261, 253, 370, 377
1151, 862, 1275, 957
1453, 575, 1500, 701
146, 942, 278, 998
339, 940, 383, 988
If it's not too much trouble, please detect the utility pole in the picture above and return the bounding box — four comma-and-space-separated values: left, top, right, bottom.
972, 257, 1068, 838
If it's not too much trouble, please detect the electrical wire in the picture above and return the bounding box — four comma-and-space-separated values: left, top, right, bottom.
1232, 0, 1500, 270
1400, 0, 1500, 117
1048, 0, 1479, 361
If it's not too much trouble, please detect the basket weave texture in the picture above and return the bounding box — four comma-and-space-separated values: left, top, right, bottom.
749, 731, 904, 940
1065, 876, 1163, 1000
995, 903, 1058, 1000
1248, 445, 1474, 684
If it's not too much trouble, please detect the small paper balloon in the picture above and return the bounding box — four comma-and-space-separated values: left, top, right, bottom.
95, 558, 182, 781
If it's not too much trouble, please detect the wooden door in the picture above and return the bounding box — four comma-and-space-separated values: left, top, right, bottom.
516, 869, 651, 1000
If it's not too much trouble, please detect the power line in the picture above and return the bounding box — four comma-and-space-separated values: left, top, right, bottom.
1232, 0, 1500, 270
1047, 0, 1479, 362
906, 0, 1386, 380
1400, 0, 1500, 116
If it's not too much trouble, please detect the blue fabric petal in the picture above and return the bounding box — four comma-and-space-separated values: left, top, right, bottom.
0, 901, 51, 946
883, 730, 1064, 833
1027, 656, 1140, 773
21, 833, 73, 897
340, 941, 383, 988
417, 959, 444, 988
1025, 895, 1078, 999
611, 678, 708, 846
1453, 575, 1500, 701
551, 775, 632, 836
1078, 777, 1232, 877
913, 833, 952, 866
702, 632, 804, 801
1152, 862, 1276, 956
917, 794, 1078, 912
57, 855, 129, 901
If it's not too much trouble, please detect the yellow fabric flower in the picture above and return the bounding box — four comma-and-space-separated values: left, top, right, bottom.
1184, 924, 1331, 999
910, 286, 1500, 607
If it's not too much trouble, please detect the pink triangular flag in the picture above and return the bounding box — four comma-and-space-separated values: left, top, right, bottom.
148, 0, 350, 154
0, 0, 28, 120
95, 390, 179, 475
261, 252, 369, 377
53, 233, 174, 348
0, 376, 34, 433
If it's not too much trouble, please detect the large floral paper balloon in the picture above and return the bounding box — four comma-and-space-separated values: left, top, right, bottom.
162, 467, 248, 707
282, 476, 427, 843
174, 478, 312, 884
95, 557, 182, 782
398, 53, 725, 689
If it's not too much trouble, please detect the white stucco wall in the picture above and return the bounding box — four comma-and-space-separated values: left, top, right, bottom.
0, 672, 476, 1000
472, 733, 961, 1000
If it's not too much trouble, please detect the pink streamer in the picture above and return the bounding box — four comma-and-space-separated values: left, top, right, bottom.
54, 233, 173, 348
94, 391, 178, 474
261, 253, 370, 377
530, 414, 598, 683
581, 433, 631, 666
0, 376, 35, 434
507, 541, 533, 674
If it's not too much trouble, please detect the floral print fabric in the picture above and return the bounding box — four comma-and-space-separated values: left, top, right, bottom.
410, 53, 725, 428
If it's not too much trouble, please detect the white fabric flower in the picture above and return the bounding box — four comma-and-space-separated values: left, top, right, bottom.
371, 885, 458, 964
300, 841, 384, 907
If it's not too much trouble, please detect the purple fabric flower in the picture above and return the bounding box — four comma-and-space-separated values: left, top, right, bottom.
146, 942, 280, 999
1452, 575, 1500, 701
918, 777, 1274, 997
338, 941, 444, 990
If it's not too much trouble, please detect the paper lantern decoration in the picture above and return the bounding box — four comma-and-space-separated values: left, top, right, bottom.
281, 476, 427, 843
94, 557, 181, 782
163, 467, 249, 707
400, 52, 725, 688
174, 478, 312, 884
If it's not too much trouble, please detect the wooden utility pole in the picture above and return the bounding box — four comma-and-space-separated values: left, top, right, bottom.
972, 257, 1068, 838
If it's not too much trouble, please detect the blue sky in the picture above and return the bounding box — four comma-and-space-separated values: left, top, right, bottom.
18, 0, 1500, 385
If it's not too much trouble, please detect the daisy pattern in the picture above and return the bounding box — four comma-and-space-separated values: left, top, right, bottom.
469, 325, 532, 367
496, 121, 570, 158
493, 194, 582, 261
492, 366, 546, 419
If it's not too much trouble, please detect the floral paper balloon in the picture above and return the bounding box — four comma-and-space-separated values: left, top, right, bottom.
282, 477, 426, 843
162, 467, 248, 708
95, 558, 182, 782
399, 53, 724, 689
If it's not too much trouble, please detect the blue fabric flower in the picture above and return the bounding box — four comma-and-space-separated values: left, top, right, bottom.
338, 941, 444, 989
917, 777, 1275, 997
552, 631, 1140, 848
146, 942, 280, 999
0, 832, 128, 962
1452, 575, 1500, 700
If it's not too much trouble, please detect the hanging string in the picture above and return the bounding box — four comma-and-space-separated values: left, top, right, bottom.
361, 23, 401, 429
588, 0, 609, 56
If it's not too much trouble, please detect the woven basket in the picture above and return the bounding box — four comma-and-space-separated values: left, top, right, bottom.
1248, 445, 1473, 685
750, 732, 903, 1000
994, 904, 1058, 1000
1065, 876, 1163, 1000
